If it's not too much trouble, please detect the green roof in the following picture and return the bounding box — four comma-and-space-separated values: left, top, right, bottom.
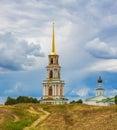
85, 95, 107, 101
97, 97, 115, 103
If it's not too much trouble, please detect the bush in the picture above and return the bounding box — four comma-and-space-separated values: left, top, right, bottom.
5, 96, 39, 105
115, 95, 117, 105
5, 97, 17, 105
70, 99, 83, 104
76, 99, 83, 104
70, 100, 76, 104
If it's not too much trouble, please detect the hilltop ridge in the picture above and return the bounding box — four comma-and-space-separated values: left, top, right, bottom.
0, 103, 117, 130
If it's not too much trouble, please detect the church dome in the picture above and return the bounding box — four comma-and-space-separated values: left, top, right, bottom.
98, 76, 102, 83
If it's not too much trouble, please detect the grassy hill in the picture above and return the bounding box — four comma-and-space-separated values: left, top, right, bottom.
0, 103, 117, 130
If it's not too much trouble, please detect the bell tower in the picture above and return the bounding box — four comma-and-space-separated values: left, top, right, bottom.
41, 23, 68, 104
96, 76, 104, 96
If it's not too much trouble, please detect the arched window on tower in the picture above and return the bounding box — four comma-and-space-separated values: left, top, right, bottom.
50, 58, 53, 64
50, 70, 53, 78
49, 86, 52, 96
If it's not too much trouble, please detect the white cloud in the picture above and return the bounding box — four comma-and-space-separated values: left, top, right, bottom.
0, 97, 7, 104
86, 38, 117, 59
4, 82, 24, 94
88, 59, 117, 72
0, 32, 44, 72
76, 88, 90, 97
106, 89, 117, 97
69, 87, 90, 97
112, 89, 117, 93
111, 89, 117, 95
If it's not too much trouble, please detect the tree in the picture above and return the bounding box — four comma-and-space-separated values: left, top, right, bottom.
115, 95, 117, 105
5, 96, 39, 105
76, 99, 83, 104
70, 99, 83, 104
5, 97, 17, 105
70, 100, 76, 104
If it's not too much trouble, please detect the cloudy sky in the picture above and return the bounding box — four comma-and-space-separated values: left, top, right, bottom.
0, 0, 117, 103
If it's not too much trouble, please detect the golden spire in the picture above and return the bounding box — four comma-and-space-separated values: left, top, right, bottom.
51, 22, 57, 55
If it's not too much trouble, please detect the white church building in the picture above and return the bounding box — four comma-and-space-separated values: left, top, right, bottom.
85, 76, 107, 106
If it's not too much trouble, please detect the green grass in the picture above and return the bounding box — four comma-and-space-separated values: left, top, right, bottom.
0, 103, 44, 130
4, 120, 31, 130
4, 114, 39, 130
0, 104, 117, 130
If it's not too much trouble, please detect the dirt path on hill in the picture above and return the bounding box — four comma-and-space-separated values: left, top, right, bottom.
23, 107, 50, 130
13, 114, 19, 122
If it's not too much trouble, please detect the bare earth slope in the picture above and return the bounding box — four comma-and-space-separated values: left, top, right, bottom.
0, 104, 117, 130
35, 104, 117, 130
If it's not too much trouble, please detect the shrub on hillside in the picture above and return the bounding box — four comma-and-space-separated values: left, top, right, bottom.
70, 100, 76, 104
5, 96, 39, 105
115, 95, 117, 105
70, 99, 83, 104
5, 97, 17, 105
76, 99, 83, 104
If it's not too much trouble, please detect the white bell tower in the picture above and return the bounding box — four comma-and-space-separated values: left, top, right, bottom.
96, 76, 104, 96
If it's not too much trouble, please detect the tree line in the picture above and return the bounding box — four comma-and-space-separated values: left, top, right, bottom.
4, 95, 117, 105
5, 96, 39, 105
70, 99, 83, 104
